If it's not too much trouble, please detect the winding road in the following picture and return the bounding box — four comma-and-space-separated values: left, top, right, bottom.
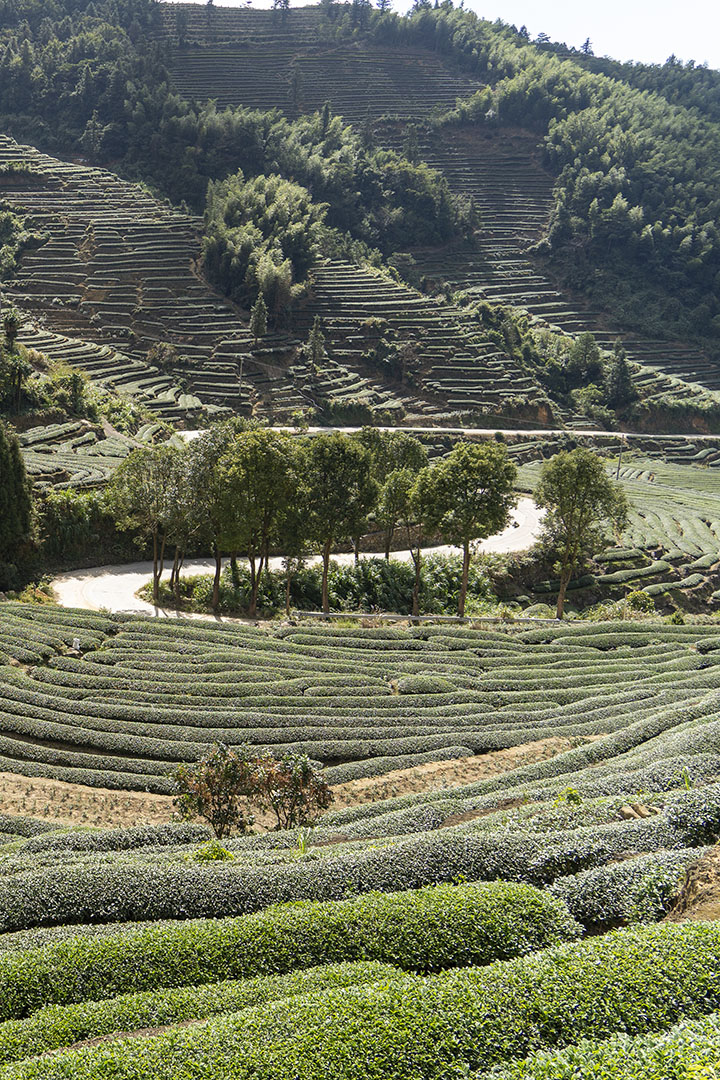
51, 498, 543, 618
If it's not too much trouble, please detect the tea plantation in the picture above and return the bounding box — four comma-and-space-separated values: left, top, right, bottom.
3, 0, 720, 1075
1, 603, 720, 1072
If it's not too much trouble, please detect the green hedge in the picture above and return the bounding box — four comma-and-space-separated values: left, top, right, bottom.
0, 881, 579, 1020
5, 923, 720, 1079
0, 962, 402, 1066
484, 1011, 720, 1079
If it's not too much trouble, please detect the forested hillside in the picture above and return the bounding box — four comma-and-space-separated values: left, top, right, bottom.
0, 0, 719, 437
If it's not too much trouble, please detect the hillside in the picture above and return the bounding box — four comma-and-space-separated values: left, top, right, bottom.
3, 6, 720, 1078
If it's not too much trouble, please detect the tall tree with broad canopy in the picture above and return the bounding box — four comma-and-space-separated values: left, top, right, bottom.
422, 441, 517, 617
107, 443, 185, 602
0, 420, 31, 569
304, 432, 378, 613
535, 447, 628, 619
218, 429, 298, 618
378, 464, 435, 617
358, 428, 428, 557
185, 420, 248, 610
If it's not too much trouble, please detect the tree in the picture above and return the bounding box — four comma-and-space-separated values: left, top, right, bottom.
249, 294, 267, 344
0, 420, 31, 566
355, 429, 427, 559
605, 340, 638, 408
304, 433, 378, 613
376, 465, 431, 617
305, 315, 326, 369
3, 307, 19, 350
422, 442, 517, 617
255, 752, 333, 830
173, 744, 256, 839
535, 447, 628, 619
107, 444, 184, 602
217, 429, 296, 617
184, 420, 247, 610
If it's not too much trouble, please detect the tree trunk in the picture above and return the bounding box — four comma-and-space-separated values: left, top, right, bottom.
212, 542, 222, 611
249, 553, 266, 619
170, 547, 181, 592
230, 553, 240, 587
353, 534, 360, 565
556, 566, 571, 620
458, 540, 470, 618
152, 528, 159, 603
384, 527, 392, 561
285, 568, 292, 616
412, 548, 422, 618
322, 538, 332, 614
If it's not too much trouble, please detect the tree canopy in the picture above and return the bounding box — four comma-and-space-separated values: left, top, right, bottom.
535, 447, 628, 619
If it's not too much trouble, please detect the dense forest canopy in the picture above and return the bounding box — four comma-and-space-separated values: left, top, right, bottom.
0, 0, 718, 349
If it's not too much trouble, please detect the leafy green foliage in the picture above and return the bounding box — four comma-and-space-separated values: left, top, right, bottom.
0, 881, 579, 1020
0, 963, 401, 1067
0, 420, 31, 571
6, 924, 720, 1079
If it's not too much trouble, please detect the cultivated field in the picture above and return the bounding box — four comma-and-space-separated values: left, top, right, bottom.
1, 601, 720, 1074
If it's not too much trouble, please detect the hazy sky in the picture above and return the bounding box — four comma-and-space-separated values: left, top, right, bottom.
168, 0, 720, 69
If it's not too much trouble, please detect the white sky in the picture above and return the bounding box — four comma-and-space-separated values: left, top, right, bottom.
166, 0, 720, 69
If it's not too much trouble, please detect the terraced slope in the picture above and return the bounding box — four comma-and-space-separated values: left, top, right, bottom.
3, 607, 720, 794
162, 5, 481, 122
302, 261, 551, 422
0, 135, 278, 420
379, 125, 720, 394
518, 450, 720, 606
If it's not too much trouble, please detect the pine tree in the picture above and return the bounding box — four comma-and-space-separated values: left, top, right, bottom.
305, 316, 326, 369
250, 295, 268, 344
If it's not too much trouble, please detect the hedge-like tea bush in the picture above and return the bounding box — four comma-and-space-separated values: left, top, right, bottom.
0, 962, 402, 1065
484, 1011, 720, 1079
0, 881, 579, 1020
0, 814, 676, 932
549, 846, 709, 928
5, 923, 720, 1079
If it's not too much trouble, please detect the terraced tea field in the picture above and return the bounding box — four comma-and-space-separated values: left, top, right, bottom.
2, 604, 720, 794
301, 261, 551, 421
2, 602, 720, 1074
16, 421, 132, 492
0, 134, 283, 421
519, 449, 720, 605
162, 5, 481, 123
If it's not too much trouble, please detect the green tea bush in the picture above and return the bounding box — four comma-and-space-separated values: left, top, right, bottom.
0, 962, 402, 1065
484, 1011, 720, 1080
6, 924, 720, 1079
549, 846, 709, 928
0, 881, 579, 1019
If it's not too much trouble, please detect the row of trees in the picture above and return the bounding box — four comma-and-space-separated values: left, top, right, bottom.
108, 426, 517, 617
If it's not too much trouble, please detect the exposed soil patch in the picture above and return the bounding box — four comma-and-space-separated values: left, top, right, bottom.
329, 736, 596, 809
665, 845, 720, 922
0, 772, 175, 829
0, 736, 595, 831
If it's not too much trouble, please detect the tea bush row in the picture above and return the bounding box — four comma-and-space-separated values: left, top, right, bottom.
485, 1011, 720, 1080
0, 812, 686, 931
0, 881, 579, 1019
549, 846, 709, 928
6, 924, 720, 1080
0, 962, 403, 1065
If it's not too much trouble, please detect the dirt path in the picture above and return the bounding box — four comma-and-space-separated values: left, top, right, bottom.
51, 498, 542, 617
0, 735, 579, 831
